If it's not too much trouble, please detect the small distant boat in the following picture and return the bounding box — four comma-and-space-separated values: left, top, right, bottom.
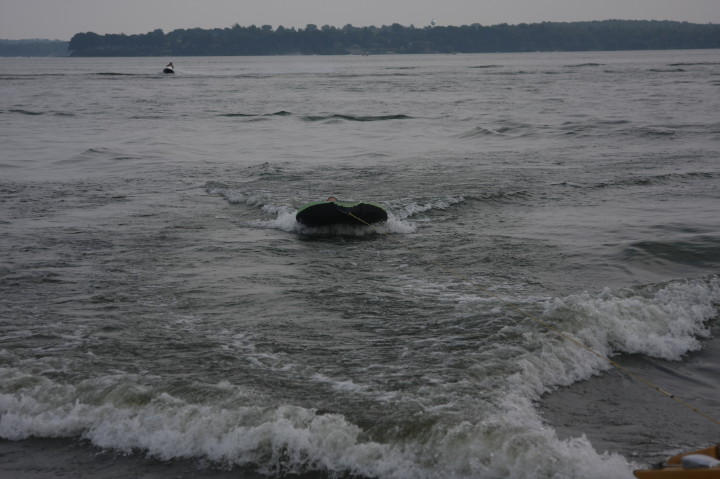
634, 445, 720, 478
163, 67, 174, 74
296, 200, 388, 227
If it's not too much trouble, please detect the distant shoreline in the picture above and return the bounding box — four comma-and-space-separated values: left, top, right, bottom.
0, 39, 69, 57
2, 20, 720, 57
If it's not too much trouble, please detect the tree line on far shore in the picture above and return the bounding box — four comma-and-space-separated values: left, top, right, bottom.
0, 39, 69, 57
67, 20, 720, 56
2, 20, 719, 57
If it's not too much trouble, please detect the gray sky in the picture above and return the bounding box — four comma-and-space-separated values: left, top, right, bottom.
1, 0, 719, 40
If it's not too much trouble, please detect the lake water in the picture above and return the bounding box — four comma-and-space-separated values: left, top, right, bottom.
1, 50, 719, 479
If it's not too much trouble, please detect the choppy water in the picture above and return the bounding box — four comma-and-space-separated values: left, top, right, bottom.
1, 51, 719, 479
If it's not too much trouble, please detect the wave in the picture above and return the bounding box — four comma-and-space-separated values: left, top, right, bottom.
215, 112, 409, 123
623, 236, 720, 269
540, 277, 719, 365
219, 111, 292, 118
302, 114, 412, 122
467, 190, 531, 204
389, 196, 465, 219
206, 183, 477, 235
0, 371, 633, 478
3, 108, 76, 118
205, 183, 411, 235
59, 147, 144, 164
457, 118, 719, 142
4, 108, 74, 117
457, 119, 634, 140
273, 213, 416, 236
6, 108, 44, 116
456, 122, 537, 139
0, 73, 65, 80
274, 196, 466, 235
648, 68, 686, 73
4, 277, 716, 477
205, 183, 271, 208
573, 170, 719, 190
0, 375, 418, 477
218, 112, 257, 118
667, 62, 720, 67
94, 72, 142, 76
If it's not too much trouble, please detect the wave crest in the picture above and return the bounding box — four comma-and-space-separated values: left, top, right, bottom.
542, 277, 719, 363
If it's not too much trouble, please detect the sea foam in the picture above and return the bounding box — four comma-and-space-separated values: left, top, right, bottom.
543, 276, 719, 362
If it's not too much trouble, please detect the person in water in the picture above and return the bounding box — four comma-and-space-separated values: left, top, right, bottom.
326, 196, 338, 202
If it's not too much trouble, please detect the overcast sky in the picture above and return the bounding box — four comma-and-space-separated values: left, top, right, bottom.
1, 0, 719, 40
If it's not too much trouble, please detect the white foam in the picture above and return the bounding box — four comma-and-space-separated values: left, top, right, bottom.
256, 195, 465, 234
312, 373, 370, 394
414, 394, 633, 479
0, 372, 421, 477
250, 209, 416, 235
3, 278, 716, 478
0, 362, 635, 479
248, 208, 299, 232
542, 277, 720, 362
206, 185, 269, 208
209, 186, 458, 235
495, 278, 720, 409
393, 196, 465, 219
383, 214, 418, 234
0, 378, 633, 479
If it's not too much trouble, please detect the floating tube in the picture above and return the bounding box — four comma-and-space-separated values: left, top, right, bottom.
296, 200, 388, 227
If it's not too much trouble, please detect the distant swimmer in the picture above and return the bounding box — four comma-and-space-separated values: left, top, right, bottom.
326, 196, 338, 202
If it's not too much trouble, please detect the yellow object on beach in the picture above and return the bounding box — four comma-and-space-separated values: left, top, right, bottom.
634, 445, 720, 478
